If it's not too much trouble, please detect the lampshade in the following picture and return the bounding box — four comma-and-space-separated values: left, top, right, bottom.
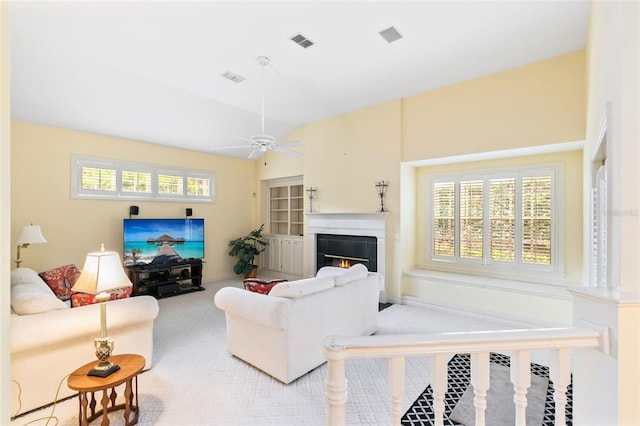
72, 246, 132, 294
16, 225, 47, 245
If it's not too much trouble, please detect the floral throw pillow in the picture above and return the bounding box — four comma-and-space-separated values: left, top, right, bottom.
70, 287, 132, 308
243, 278, 287, 295
38, 264, 81, 301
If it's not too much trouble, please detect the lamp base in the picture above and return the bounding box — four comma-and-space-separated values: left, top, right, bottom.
88, 362, 120, 378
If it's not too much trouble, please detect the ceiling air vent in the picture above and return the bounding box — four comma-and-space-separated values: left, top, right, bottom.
222, 71, 245, 83
290, 33, 314, 49
379, 26, 403, 44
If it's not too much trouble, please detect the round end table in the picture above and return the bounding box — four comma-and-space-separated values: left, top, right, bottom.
67, 354, 145, 426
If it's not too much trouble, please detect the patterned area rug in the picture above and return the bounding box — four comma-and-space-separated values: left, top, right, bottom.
402, 352, 573, 426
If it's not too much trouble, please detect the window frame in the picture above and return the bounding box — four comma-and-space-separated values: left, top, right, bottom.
426, 163, 564, 276
71, 155, 216, 203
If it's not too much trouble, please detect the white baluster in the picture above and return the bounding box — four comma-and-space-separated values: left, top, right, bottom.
510, 350, 531, 426
431, 354, 448, 426
325, 357, 348, 426
471, 352, 490, 426
389, 355, 405, 426
549, 348, 571, 426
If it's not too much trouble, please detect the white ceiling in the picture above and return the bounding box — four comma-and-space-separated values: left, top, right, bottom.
9, 1, 590, 160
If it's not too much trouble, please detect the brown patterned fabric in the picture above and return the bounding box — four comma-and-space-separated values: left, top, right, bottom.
243, 278, 287, 295
70, 287, 132, 308
38, 264, 81, 301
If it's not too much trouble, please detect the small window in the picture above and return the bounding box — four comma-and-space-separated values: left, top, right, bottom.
81, 167, 116, 192
122, 170, 152, 194
71, 155, 215, 202
158, 174, 185, 196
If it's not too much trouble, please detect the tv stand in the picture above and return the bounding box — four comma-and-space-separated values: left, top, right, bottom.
126, 258, 204, 299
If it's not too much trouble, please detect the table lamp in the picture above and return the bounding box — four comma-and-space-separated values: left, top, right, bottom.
15, 224, 47, 268
71, 244, 133, 377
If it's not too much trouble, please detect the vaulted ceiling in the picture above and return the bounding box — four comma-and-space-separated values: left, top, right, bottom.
9, 1, 590, 159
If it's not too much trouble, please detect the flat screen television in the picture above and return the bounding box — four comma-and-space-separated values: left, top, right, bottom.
123, 218, 205, 266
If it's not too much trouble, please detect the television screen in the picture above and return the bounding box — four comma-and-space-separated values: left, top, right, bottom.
123, 218, 205, 266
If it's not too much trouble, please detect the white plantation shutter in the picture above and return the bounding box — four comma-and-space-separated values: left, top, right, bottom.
433, 182, 455, 257
459, 180, 483, 259
158, 174, 184, 195
489, 178, 515, 262
122, 170, 152, 194
81, 166, 116, 192
521, 176, 552, 265
72, 155, 215, 202
593, 165, 607, 286
188, 177, 211, 197
428, 165, 559, 274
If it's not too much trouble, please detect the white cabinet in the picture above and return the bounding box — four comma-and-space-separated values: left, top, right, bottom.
262, 235, 303, 277
281, 237, 303, 276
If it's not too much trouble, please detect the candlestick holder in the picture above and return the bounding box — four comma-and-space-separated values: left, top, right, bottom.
375, 180, 389, 212
306, 187, 317, 212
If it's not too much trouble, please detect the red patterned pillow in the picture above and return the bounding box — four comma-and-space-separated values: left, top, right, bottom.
38, 264, 81, 301
70, 287, 132, 308
243, 278, 287, 295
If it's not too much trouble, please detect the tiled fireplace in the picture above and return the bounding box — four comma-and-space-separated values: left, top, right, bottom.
316, 234, 378, 271
306, 213, 388, 279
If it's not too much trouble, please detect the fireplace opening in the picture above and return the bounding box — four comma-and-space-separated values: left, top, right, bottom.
323, 254, 369, 269
316, 234, 377, 273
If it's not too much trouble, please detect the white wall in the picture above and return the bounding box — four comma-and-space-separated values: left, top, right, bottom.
572, 1, 640, 424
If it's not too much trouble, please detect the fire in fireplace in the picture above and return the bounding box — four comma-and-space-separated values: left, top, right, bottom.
316, 234, 377, 272
323, 254, 369, 269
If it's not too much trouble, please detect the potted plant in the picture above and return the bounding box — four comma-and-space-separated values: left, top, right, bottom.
228, 224, 269, 278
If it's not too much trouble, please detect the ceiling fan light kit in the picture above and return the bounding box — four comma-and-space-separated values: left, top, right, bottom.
212, 56, 304, 160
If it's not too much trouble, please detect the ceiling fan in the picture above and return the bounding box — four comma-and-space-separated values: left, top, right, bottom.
212, 56, 303, 160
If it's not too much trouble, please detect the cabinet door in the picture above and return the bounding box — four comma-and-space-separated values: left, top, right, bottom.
280, 238, 294, 274
280, 237, 303, 275
268, 236, 281, 271
292, 239, 304, 276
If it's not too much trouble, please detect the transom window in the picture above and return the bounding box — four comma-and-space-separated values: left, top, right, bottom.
72, 155, 215, 202
428, 164, 562, 273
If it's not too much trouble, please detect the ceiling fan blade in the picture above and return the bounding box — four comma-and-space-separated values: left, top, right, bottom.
248, 149, 264, 160
278, 140, 304, 147
235, 136, 254, 143
211, 145, 254, 151
274, 147, 303, 158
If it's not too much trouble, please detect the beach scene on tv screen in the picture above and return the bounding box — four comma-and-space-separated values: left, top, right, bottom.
123, 218, 205, 265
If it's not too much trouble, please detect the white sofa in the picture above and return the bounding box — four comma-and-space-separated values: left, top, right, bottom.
10, 267, 159, 416
214, 264, 382, 383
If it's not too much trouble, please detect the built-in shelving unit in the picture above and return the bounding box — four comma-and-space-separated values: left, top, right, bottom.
270, 183, 304, 236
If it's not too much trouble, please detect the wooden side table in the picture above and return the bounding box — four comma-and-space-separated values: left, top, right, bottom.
67, 354, 145, 426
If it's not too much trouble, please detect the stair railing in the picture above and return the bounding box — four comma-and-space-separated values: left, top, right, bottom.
324, 327, 601, 426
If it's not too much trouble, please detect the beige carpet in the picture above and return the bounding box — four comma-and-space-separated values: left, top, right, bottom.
12, 278, 526, 426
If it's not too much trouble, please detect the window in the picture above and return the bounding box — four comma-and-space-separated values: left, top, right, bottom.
71, 155, 215, 202
428, 164, 562, 273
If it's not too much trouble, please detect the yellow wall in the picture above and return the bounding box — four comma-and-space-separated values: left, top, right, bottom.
255, 52, 586, 305
402, 50, 586, 161
10, 51, 587, 316
299, 100, 403, 297
11, 121, 257, 281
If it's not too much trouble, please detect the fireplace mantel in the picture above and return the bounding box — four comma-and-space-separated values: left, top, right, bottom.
306, 212, 389, 237
306, 212, 388, 281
